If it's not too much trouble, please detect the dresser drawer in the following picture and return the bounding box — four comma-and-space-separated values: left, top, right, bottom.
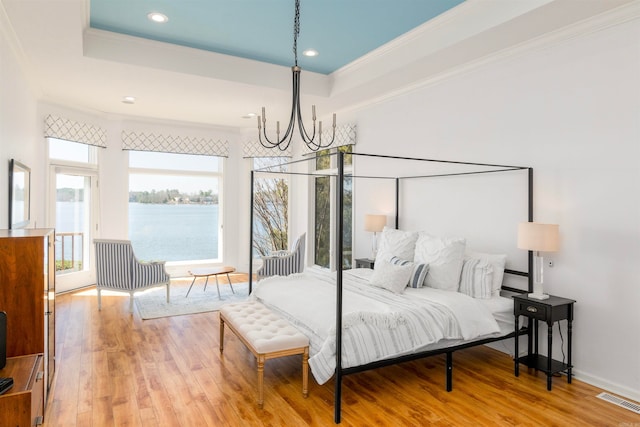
0, 354, 44, 427
515, 300, 548, 321
31, 357, 45, 425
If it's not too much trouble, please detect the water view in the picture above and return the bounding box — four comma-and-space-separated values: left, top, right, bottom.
129, 202, 219, 261
56, 202, 219, 265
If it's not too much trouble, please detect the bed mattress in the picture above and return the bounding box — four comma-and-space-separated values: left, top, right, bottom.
251, 267, 513, 384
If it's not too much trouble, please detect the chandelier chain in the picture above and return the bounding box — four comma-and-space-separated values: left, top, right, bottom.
293, 0, 300, 67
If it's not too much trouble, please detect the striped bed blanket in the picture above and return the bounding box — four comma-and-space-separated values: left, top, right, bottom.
251, 268, 500, 384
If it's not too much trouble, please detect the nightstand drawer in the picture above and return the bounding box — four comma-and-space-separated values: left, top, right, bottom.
355, 258, 375, 269
515, 300, 548, 321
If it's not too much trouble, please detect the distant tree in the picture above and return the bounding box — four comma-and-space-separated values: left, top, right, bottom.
253, 159, 289, 256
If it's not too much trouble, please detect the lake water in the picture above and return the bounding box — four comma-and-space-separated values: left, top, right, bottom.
56, 202, 219, 262
129, 203, 219, 261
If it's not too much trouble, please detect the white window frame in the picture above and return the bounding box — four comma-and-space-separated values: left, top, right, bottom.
128, 153, 225, 270
46, 137, 100, 291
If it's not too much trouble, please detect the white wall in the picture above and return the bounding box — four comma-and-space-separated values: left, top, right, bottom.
345, 19, 640, 400
0, 26, 42, 230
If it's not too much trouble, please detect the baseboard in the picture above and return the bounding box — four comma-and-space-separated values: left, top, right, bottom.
572, 370, 640, 404
485, 342, 640, 404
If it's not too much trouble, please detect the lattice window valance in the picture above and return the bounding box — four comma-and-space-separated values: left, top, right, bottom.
301, 123, 357, 156
122, 130, 229, 157
244, 123, 356, 158
44, 115, 107, 148
243, 139, 293, 158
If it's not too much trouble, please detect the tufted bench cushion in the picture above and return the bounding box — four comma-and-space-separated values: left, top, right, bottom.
219, 300, 309, 408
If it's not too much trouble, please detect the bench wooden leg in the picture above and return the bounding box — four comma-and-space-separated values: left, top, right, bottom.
257, 355, 265, 408
219, 316, 225, 353
302, 347, 309, 398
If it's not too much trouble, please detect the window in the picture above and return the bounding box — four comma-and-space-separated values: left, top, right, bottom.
47, 138, 99, 292
313, 145, 353, 270
252, 158, 289, 256
128, 151, 222, 262
49, 138, 97, 164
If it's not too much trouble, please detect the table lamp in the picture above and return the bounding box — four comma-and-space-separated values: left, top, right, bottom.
364, 214, 386, 259
517, 222, 560, 300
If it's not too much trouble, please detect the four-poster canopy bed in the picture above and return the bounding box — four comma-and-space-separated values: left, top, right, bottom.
248, 152, 534, 424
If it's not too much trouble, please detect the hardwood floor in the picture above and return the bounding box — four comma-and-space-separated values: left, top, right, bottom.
45, 274, 638, 426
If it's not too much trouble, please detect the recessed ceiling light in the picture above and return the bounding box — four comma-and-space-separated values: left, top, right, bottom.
303, 49, 318, 57
147, 12, 169, 23
122, 96, 136, 104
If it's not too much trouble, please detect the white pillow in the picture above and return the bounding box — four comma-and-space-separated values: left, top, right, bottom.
465, 250, 507, 297
370, 259, 414, 294
459, 258, 494, 299
389, 256, 429, 288
414, 233, 466, 291
376, 227, 418, 262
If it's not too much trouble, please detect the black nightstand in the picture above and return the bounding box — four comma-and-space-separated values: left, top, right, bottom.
513, 294, 576, 390
355, 258, 375, 269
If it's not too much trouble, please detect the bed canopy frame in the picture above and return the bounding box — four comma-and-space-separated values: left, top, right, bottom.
249, 152, 534, 423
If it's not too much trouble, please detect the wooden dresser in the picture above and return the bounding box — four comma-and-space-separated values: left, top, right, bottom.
0, 229, 55, 419
0, 354, 44, 426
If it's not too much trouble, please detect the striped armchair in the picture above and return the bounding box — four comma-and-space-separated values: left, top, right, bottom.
257, 233, 306, 280
94, 239, 170, 313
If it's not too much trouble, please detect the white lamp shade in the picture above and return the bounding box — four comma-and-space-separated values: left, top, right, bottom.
364, 214, 386, 232
517, 222, 560, 252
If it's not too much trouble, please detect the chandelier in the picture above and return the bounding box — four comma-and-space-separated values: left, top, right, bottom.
257, 0, 336, 152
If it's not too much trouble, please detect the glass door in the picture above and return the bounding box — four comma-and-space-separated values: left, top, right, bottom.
50, 167, 98, 292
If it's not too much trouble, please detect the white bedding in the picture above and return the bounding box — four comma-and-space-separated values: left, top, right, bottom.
251, 267, 501, 384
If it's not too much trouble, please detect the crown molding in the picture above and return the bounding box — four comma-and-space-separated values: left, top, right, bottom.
83, 28, 331, 97
331, 0, 640, 116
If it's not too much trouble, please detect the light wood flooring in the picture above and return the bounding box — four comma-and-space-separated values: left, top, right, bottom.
45, 274, 639, 426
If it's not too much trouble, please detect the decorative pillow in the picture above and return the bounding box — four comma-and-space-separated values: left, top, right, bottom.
369, 259, 414, 294
458, 258, 494, 299
389, 256, 429, 288
414, 233, 466, 291
465, 250, 507, 297
376, 227, 418, 263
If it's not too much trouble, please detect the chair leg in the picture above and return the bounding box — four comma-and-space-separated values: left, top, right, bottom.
166, 283, 170, 303
129, 292, 135, 313
97, 288, 102, 311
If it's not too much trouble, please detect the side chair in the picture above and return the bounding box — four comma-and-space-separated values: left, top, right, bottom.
94, 239, 170, 312
257, 233, 306, 280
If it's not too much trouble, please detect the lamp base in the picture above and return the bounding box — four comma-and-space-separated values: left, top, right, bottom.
528, 292, 549, 300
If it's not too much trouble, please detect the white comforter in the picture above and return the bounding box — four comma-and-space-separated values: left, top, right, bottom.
251, 268, 500, 384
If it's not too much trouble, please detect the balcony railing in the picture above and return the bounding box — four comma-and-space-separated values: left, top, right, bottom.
55, 232, 84, 273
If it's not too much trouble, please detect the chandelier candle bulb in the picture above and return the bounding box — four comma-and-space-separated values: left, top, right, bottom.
312, 105, 316, 121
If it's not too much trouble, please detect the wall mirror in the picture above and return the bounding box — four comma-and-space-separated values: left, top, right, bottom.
8, 159, 31, 229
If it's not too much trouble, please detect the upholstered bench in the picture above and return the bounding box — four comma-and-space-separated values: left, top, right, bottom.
219, 301, 309, 408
